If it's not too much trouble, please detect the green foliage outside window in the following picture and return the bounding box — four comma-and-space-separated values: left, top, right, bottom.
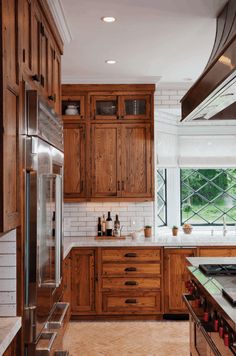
181, 169, 236, 225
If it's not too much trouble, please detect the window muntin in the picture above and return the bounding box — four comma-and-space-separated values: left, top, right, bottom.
156, 168, 167, 226
181, 169, 236, 225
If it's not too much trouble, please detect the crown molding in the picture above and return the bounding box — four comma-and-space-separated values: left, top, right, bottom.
62, 75, 162, 84
47, 0, 72, 44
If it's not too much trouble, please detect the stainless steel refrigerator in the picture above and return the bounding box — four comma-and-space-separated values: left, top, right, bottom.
23, 89, 69, 355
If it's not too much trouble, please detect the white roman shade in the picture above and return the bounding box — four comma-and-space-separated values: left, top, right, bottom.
178, 135, 236, 168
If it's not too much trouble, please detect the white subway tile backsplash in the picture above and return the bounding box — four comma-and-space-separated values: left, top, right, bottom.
64, 202, 154, 237
0, 229, 17, 316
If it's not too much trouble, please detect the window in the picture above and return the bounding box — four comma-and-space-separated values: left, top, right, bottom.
156, 168, 167, 226
181, 169, 236, 225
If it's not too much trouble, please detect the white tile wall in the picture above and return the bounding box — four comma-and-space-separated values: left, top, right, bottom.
0, 229, 16, 316
64, 202, 154, 237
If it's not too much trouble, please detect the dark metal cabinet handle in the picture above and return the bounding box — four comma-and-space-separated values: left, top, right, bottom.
124, 281, 138, 286
48, 95, 55, 102
124, 267, 137, 272
117, 181, 120, 190
32, 74, 40, 82
124, 253, 137, 257
125, 299, 137, 304
40, 74, 45, 87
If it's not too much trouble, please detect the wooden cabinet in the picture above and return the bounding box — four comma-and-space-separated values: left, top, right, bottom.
90, 123, 153, 199
71, 249, 95, 313
3, 335, 17, 356
91, 95, 119, 120
62, 254, 71, 305
198, 247, 236, 257
64, 123, 86, 200
120, 94, 151, 120
22, 0, 62, 114
0, 1, 21, 232
62, 84, 155, 202
122, 124, 152, 198
91, 124, 122, 198
164, 248, 197, 314
100, 247, 162, 315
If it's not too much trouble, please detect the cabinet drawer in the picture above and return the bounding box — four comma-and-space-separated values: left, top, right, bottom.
102, 263, 160, 276
102, 277, 161, 290
102, 249, 161, 262
102, 292, 161, 313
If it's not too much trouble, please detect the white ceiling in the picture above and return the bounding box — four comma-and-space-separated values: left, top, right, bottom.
60, 0, 227, 84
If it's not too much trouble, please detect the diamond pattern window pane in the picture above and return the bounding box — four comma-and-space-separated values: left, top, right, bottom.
181, 169, 236, 225
156, 169, 167, 226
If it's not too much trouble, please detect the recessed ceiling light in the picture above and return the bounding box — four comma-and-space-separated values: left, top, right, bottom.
101, 16, 116, 23
105, 60, 116, 64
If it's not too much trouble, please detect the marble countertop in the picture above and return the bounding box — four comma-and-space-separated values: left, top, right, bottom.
63, 231, 236, 258
0, 317, 21, 355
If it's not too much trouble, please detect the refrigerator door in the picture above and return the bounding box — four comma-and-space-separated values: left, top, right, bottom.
25, 137, 63, 343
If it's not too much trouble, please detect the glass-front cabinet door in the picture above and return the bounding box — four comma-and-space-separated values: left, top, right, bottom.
91, 95, 118, 120
62, 95, 85, 120
120, 95, 151, 120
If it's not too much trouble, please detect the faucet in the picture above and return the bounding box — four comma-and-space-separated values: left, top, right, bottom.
223, 216, 227, 237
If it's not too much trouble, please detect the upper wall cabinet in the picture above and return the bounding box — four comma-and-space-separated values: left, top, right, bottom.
0, 0, 21, 232
62, 84, 155, 202
90, 93, 151, 121
22, 0, 63, 114
0, 0, 63, 233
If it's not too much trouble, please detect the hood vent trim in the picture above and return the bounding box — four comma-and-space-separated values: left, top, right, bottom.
181, 0, 236, 122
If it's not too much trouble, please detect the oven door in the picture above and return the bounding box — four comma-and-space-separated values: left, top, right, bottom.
183, 294, 222, 356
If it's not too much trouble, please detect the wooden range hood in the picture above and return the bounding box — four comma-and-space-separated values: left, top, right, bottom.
181, 0, 236, 122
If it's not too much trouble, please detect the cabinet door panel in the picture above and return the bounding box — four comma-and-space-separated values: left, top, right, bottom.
91, 95, 118, 120
53, 51, 61, 114
40, 25, 49, 93
91, 125, 121, 197
121, 124, 152, 198
120, 95, 151, 120
3, 0, 19, 87
71, 249, 95, 313
32, 3, 41, 81
164, 248, 197, 313
199, 248, 236, 257
22, 0, 33, 73
0, 88, 20, 231
64, 124, 86, 199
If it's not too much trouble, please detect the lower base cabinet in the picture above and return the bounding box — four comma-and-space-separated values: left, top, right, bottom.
3, 335, 16, 356
71, 248, 95, 314
164, 248, 197, 314
64, 245, 236, 319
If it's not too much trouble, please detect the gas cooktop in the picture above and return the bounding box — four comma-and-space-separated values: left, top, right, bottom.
199, 264, 236, 276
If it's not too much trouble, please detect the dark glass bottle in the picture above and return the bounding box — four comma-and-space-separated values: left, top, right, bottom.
97, 217, 102, 236
114, 214, 120, 237
106, 211, 112, 236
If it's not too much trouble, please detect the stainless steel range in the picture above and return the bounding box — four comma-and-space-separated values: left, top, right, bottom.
183, 257, 236, 356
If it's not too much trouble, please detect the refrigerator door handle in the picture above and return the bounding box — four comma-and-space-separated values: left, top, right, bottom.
55, 174, 62, 287
38, 173, 62, 288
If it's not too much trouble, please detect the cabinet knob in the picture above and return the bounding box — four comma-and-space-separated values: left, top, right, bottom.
125, 299, 137, 304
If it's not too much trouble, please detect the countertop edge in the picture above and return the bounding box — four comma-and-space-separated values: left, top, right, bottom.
0, 317, 21, 355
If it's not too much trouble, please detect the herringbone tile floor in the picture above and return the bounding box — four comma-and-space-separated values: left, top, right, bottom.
63, 321, 189, 355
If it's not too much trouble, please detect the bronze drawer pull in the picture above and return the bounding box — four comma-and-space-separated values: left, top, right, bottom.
124, 267, 137, 272
124, 281, 138, 286
124, 253, 137, 258
125, 299, 137, 304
